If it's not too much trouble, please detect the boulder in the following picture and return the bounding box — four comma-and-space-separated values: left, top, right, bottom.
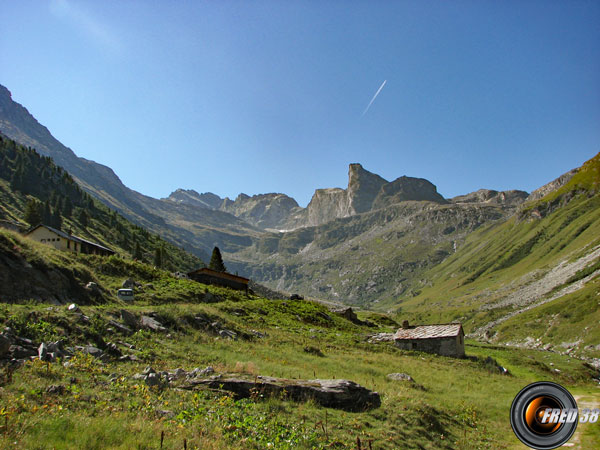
188, 366, 215, 379
38, 342, 49, 361
122, 279, 135, 289
367, 333, 395, 343
120, 310, 138, 329
82, 346, 103, 358
85, 282, 99, 293
67, 303, 80, 312
45, 384, 65, 395
107, 319, 133, 335
387, 373, 414, 382
218, 329, 237, 340
140, 315, 167, 332
145, 372, 161, 387
0, 334, 11, 356
332, 307, 359, 322
186, 375, 380, 411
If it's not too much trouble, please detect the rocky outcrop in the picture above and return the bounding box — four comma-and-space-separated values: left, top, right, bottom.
187, 374, 381, 411
347, 163, 388, 213
372, 176, 447, 209
164, 189, 223, 209
219, 193, 302, 230
526, 169, 578, 203
451, 189, 528, 208
305, 188, 350, 227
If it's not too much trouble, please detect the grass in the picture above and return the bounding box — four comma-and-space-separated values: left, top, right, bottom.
1, 296, 599, 449
387, 190, 600, 357
2, 210, 600, 448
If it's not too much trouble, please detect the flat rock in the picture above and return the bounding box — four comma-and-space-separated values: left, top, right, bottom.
140, 315, 167, 332
387, 373, 414, 382
186, 375, 380, 411
107, 319, 133, 335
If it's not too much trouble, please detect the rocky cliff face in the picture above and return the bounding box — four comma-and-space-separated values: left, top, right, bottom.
219, 193, 302, 230
346, 163, 388, 214
372, 176, 447, 210
166, 189, 223, 209
451, 189, 529, 210
525, 170, 578, 203
304, 188, 351, 227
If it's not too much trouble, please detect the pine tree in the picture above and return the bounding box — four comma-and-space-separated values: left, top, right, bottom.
208, 246, 227, 272
154, 245, 163, 268
24, 199, 42, 226
133, 241, 143, 261
77, 208, 89, 228
62, 197, 73, 218
51, 206, 62, 230
42, 200, 52, 225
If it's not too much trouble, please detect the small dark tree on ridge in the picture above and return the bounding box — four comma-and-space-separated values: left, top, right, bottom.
209, 246, 227, 272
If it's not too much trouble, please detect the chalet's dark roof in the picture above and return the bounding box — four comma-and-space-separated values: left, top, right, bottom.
188, 267, 249, 284
25, 224, 115, 254
394, 323, 463, 340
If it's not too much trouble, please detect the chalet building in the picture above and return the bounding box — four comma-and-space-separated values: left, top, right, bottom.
24, 224, 115, 257
394, 321, 465, 358
188, 267, 249, 292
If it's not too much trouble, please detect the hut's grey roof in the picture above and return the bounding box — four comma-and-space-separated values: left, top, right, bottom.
394, 323, 463, 340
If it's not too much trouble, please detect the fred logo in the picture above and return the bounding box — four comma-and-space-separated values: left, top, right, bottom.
510, 382, 579, 449
540, 408, 579, 424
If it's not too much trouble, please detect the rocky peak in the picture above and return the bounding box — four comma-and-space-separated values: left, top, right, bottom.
347, 163, 388, 214
372, 176, 447, 210
165, 189, 222, 209
219, 193, 301, 230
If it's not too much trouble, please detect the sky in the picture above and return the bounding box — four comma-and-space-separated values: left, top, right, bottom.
1, 1, 599, 207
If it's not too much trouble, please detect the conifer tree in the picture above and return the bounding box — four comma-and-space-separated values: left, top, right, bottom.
133, 241, 143, 261
77, 208, 88, 228
51, 206, 62, 230
42, 200, 52, 225
24, 199, 42, 226
62, 197, 73, 218
154, 244, 163, 268
208, 246, 227, 272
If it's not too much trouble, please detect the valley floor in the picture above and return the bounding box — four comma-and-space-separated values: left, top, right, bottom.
1, 299, 599, 449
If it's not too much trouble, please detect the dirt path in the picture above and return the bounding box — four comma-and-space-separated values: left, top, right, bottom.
562, 393, 600, 448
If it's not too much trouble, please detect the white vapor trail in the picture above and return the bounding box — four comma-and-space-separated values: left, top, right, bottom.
362, 80, 387, 116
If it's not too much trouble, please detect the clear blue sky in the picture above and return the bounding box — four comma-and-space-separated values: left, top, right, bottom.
1, 1, 599, 206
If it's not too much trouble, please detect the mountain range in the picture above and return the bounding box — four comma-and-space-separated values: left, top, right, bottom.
1, 83, 599, 356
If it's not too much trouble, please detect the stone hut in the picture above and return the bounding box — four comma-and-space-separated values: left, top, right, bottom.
393, 321, 465, 357
187, 267, 249, 292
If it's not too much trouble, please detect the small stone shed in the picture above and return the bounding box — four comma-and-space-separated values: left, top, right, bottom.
394, 321, 465, 357
187, 267, 249, 292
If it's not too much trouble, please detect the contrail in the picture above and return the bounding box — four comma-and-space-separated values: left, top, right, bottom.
362, 80, 387, 116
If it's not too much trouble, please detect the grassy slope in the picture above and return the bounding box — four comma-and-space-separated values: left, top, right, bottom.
0, 135, 203, 272
1, 233, 599, 449
388, 153, 600, 358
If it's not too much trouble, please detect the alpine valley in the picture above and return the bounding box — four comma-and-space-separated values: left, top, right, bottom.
1, 83, 599, 362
